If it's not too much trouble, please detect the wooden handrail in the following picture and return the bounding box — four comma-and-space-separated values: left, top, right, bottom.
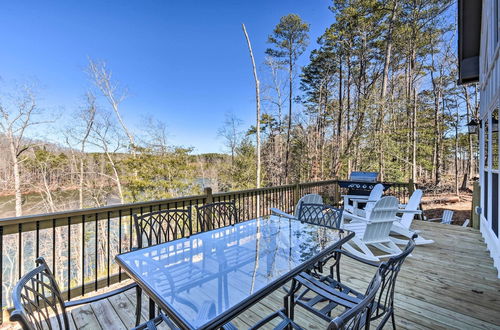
0, 179, 412, 227
0, 178, 412, 324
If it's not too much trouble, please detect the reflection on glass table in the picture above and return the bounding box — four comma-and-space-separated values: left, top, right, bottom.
116, 215, 352, 329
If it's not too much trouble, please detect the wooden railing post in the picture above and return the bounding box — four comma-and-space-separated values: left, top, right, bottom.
408, 178, 415, 195
204, 187, 213, 204
293, 183, 300, 213
333, 178, 340, 207
472, 181, 480, 229
204, 187, 213, 231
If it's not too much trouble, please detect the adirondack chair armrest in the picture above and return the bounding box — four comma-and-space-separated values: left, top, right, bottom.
397, 209, 422, 215
343, 213, 370, 223
334, 248, 380, 267
350, 198, 377, 202
65, 283, 137, 308
426, 218, 441, 222
270, 208, 296, 219
342, 194, 369, 200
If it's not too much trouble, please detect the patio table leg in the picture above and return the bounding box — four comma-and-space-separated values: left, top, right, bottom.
149, 297, 155, 320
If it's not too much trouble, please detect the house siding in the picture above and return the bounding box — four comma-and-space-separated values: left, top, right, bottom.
479, 0, 500, 277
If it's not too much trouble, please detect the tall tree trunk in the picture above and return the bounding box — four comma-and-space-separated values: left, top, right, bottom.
8, 133, 22, 216
284, 56, 293, 183
455, 108, 460, 196
463, 86, 474, 181
378, 0, 398, 181
242, 24, 261, 190
412, 86, 418, 181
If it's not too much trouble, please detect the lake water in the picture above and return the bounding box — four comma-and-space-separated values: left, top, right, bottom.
0, 178, 214, 219
0, 190, 120, 219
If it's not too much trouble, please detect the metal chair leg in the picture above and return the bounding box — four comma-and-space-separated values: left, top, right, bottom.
135, 286, 142, 326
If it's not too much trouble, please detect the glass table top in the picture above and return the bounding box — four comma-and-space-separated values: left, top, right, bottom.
116, 215, 348, 329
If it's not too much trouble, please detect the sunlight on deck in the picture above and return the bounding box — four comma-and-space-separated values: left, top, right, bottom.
5, 221, 500, 330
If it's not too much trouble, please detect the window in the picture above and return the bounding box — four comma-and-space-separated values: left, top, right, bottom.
496, 0, 500, 45
485, 117, 489, 167
493, 109, 499, 169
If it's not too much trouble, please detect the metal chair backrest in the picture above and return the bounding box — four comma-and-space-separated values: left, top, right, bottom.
134, 209, 192, 248
297, 202, 343, 229
371, 235, 417, 321
442, 210, 454, 224
328, 265, 383, 330
293, 194, 323, 217
400, 189, 423, 228
363, 183, 385, 215
362, 196, 399, 242
10, 258, 70, 330
197, 201, 238, 232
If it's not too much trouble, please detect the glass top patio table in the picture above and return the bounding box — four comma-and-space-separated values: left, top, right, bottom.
116, 215, 353, 329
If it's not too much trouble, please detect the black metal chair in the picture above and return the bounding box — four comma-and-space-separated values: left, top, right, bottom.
196, 201, 238, 232
249, 264, 384, 330
134, 208, 193, 324
10, 257, 137, 330
297, 202, 343, 229
294, 235, 417, 330
135, 208, 193, 248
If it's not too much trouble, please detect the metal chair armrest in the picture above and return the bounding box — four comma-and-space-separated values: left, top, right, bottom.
270, 208, 296, 219
65, 283, 137, 308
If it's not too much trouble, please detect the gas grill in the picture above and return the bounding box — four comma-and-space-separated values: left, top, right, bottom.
338, 171, 391, 196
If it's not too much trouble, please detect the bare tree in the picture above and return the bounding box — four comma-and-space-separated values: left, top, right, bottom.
218, 113, 243, 165
88, 111, 126, 203
242, 23, 261, 189
0, 85, 44, 216
87, 58, 135, 154
78, 92, 97, 208
263, 56, 286, 184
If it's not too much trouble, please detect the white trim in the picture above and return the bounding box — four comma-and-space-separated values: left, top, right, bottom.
480, 216, 500, 278
478, 1, 500, 276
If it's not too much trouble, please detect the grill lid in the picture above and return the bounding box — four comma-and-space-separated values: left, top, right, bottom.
348, 171, 379, 183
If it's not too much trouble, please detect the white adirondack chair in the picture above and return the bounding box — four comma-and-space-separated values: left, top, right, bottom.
270, 194, 323, 219
342, 196, 402, 262
427, 210, 454, 224
390, 189, 434, 245
343, 183, 385, 220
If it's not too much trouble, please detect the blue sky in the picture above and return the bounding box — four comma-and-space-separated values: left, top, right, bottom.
0, 1, 334, 153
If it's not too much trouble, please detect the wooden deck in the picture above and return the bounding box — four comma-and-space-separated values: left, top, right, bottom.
5, 221, 500, 329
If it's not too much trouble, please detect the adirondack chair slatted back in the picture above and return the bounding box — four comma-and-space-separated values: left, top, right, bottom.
135, 209, 192, 248
442, 210, 454, 224
362, 196, 399, 243
363, 183, 385, 215
400, 189, 423, 228
293, 194, 323, 217
297, 203, 343, 229
10, 258, 71, 330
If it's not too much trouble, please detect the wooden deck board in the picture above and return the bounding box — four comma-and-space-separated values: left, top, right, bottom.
62, 222, 500, 329
4, 221, 499, 329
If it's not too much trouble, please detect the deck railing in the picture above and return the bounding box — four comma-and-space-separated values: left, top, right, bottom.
0, 179, 412, 323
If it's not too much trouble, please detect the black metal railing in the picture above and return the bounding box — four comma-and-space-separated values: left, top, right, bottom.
0, 179, 412, 323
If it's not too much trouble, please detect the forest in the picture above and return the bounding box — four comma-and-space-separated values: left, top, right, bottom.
0, 0, 478, 218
